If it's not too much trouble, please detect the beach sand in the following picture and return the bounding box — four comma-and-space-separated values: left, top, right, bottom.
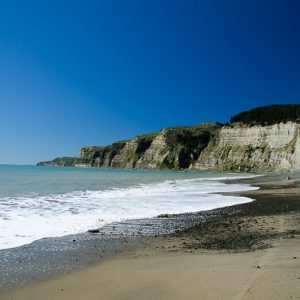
1, 175, 300, 300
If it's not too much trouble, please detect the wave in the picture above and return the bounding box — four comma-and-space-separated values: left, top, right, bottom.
0, 176, 258, 250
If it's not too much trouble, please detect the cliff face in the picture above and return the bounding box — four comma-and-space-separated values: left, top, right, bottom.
77, 143, 127, 168
110, 135, 155, 169
37, 123, 221, 170
191, 122, 300, 172
37, 122, 300, 173
135, 124, 220, 169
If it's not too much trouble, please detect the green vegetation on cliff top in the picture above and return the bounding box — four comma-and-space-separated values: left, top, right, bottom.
230, 104, 300, 125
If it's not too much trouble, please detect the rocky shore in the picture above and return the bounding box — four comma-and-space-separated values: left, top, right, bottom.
164, 174, 300, 253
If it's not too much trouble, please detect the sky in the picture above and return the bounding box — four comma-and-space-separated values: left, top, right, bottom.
0, 0, 299, 164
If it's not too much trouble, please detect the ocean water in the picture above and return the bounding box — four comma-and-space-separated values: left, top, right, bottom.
0, 165, 258, 250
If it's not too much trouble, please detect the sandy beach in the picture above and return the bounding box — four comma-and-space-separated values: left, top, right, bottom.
1, 174, 300, 300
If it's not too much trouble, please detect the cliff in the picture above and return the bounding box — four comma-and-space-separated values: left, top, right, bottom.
37, 107, 300, 173
37, 123, 222, 170
191, 122, 300, 172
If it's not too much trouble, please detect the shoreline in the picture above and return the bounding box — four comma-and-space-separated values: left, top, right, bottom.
1, 173, 300, 299
0, 169, 255, 253
0, 173, 257, 291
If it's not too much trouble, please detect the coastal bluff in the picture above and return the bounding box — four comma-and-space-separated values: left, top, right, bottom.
37, 121, 300, 173
191, 122, 300, 172
37, 105, 300, 173
37, 123, 221, 170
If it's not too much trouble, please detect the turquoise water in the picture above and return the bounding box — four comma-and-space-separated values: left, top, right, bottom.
0, 165, 257, 250
0, 164, 240, 197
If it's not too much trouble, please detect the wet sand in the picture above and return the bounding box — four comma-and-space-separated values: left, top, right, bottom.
1, 174, 300, 299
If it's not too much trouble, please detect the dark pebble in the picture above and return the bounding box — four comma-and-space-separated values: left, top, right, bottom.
88, 229, 99, 233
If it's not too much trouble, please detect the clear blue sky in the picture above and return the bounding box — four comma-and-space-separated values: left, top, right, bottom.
0, 0, 299, 164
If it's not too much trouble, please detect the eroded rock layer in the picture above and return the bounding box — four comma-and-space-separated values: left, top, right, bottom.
37, 122, 300, 172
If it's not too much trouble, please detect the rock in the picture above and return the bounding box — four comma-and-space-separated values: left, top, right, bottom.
88, 229, 100, 233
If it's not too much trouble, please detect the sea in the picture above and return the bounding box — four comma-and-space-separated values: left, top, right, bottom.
0, 164, 258, 250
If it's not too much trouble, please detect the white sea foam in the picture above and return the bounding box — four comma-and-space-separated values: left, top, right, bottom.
0, 176, 258, 250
